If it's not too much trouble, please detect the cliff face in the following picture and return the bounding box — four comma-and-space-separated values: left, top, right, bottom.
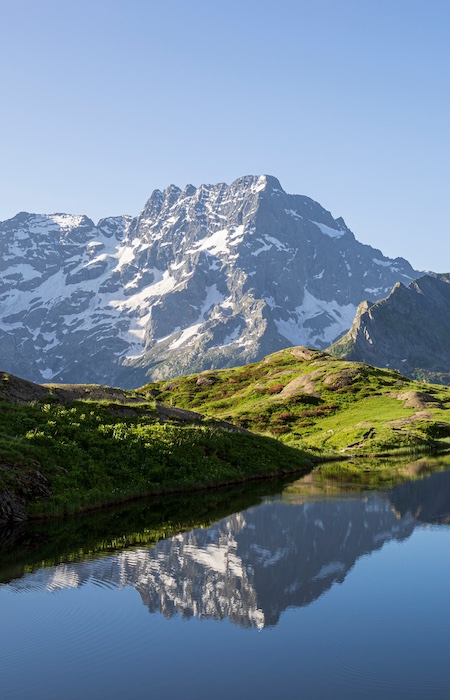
329, 273, 450, 385
0, 175, 418, 387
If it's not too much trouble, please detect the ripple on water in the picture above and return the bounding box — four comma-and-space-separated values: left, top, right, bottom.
0, 556, 140, 674
319, 626, 450, 699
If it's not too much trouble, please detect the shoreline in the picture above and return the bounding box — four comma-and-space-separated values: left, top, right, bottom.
3, 444, 450, 525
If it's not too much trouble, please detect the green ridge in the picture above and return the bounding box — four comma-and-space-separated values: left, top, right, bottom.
1, 347, 449, 519
144, 347, 450, 455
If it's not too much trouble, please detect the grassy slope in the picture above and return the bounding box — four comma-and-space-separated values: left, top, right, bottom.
0, 389, 309, 519
1, 347, 450, 519
142, 347, 450, 456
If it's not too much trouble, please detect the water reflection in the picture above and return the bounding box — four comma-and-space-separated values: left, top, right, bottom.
4, 466, 450, 630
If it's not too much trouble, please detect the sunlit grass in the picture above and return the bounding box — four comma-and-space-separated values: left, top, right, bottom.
1, 347, 449, 519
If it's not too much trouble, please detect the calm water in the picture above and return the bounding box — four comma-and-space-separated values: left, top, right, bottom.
2, 464, 450, 699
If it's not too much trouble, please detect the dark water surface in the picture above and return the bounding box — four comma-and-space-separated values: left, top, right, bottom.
2, 461, 450, 699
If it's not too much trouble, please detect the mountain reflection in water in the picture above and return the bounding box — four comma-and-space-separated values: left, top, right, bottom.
6, 467, 450, 630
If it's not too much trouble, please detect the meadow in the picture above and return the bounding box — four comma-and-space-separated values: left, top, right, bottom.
1, 347, 449, 519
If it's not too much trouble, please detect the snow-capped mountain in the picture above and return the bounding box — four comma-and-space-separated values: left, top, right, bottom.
0, 175, 419, 387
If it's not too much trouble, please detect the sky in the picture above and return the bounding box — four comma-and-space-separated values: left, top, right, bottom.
1, 0, 449, 272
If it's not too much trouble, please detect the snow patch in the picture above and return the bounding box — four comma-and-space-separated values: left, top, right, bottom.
285, 208, 302, 220
251, 238, 272, 256
184, 543, 243, 578
312, 561, 345, 581
264, 235, 290, 252
222, 326, 241, 345
228, 225, 245, 245
254, 175, 267, 193
168, 285, 225, 350
275, 288, 357, 346
169, 323, 202, 350
187, 225, 245, 257
190, 229, 229, 256
50, 214, 87, 230
263, 295, 277, 309
2, 264, 41, 281
312, 221, 345, 239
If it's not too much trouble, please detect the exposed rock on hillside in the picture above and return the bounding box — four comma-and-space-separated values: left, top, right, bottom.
328, 273, 450, 385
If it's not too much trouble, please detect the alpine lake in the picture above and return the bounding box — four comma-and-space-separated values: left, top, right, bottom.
2, 453, 450, 700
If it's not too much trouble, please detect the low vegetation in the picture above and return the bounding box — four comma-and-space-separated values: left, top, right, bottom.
144, 347, 450, 455
1, 347, 449, 520
0, 379, 309, 519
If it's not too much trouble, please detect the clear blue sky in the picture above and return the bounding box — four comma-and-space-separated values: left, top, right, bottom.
1, 0, 449, 271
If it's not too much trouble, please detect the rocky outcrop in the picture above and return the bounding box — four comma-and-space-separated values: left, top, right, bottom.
0, 466, 51, 524
0, 490, 27, 524
328, 273, 450, 384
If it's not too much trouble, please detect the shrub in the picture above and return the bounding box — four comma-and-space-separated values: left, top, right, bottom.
267, 384, 284, 394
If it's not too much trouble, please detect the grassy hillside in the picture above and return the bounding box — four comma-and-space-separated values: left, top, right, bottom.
1, 346, 449, 521
0, 373, 309, 520
142, 347, 450, 456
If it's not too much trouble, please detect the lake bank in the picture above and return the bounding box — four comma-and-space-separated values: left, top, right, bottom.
1, 348, 450, 521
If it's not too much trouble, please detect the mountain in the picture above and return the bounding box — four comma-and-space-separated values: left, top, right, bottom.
0, 175, 419, 388
328, 273, 450, 385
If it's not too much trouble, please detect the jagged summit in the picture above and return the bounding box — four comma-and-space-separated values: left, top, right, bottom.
0, 175, 419, 387
329, 273, 450, 385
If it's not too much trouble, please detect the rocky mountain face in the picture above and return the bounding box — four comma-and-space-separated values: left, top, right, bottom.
328, 273, 450, 385
0, 175, 419, 388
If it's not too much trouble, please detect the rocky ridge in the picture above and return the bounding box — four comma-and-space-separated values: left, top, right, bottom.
0, 175, 418, 388
329, 273, 450, 384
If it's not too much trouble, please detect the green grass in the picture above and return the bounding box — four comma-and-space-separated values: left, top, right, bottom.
143, 348, 450, 456
1, 347, 449, 519
0, 396, 310, 518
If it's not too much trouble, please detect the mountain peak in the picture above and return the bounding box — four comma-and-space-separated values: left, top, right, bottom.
0, 176, 420, 387
329, 272, 450, 384
228, 174, 284, 195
